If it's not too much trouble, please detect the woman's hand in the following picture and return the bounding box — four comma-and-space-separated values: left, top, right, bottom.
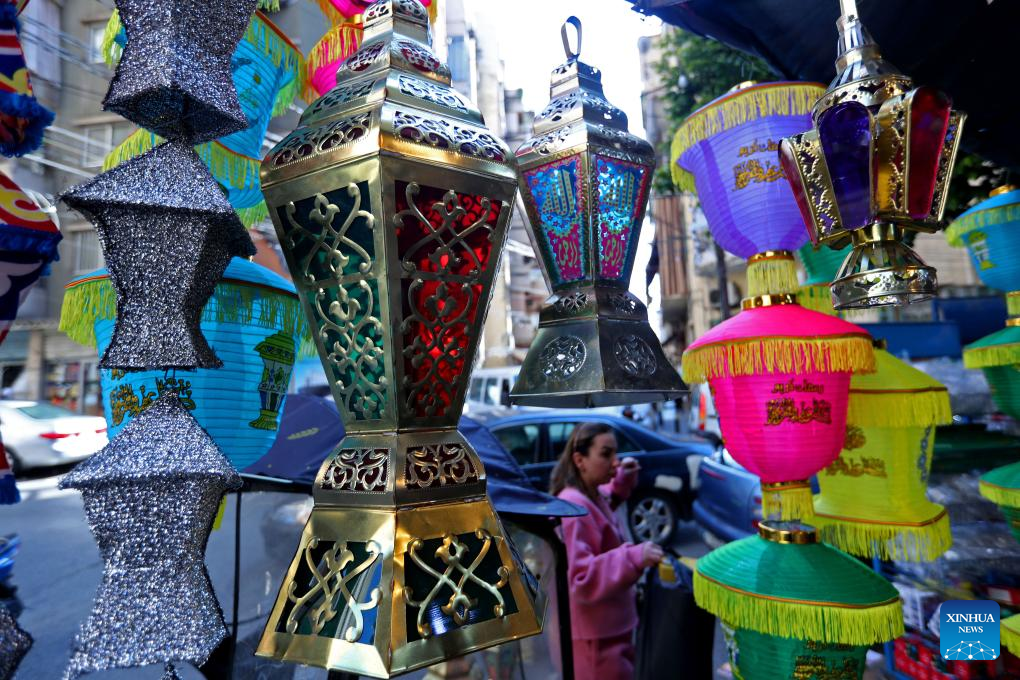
639, 541, 664, 568
619, 457, 640, 476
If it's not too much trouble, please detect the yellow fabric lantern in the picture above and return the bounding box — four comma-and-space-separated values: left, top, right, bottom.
813, 345, 953, 561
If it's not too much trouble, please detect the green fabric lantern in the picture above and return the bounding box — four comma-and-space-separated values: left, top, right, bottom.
721, 623, 867, 680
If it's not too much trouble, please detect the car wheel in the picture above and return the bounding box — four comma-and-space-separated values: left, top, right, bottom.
629, 492, 677, 545
3, 447, 20, 475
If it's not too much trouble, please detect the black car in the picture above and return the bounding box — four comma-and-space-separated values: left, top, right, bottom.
486, 411, 714, 544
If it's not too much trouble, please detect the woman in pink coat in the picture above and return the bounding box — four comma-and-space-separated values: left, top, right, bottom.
551, 421, 664, 680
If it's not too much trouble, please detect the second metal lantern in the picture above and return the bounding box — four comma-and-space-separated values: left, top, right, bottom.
510, 17, 685, 407
255, 1, 544, 676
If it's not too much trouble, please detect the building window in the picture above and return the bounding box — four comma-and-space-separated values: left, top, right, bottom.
81, 124, 113, 167
72, 229, 103, 273
87, 22, 106, 64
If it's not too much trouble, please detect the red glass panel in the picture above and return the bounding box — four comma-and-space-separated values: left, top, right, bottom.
395, 181, 501, 418
779, 140, 819, 244
907, 87, 951, 219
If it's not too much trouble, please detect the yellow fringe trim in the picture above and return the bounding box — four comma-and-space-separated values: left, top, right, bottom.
1009, 291, 1020, 317
761, 483, 814, 522
747, 257, 800, 298
963, 343, 1020, 369
813, 510, 952, 562
681, 334, 875, 384
313, 0, 438, 24
259, 0, 281, 11
797, 283, 836, 315
305, 22, 363, 102
670, 82, 825, 192
1003, 615, 1020, 655
979, 479, 1020, 509
847, 387, 952, 428
946, 202, 1020, 247
694, 572, 904, 646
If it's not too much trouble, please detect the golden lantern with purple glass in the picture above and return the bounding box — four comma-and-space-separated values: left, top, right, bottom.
510, 17, 685, 407
254, 1, 544, 676
779, 0, 966, 310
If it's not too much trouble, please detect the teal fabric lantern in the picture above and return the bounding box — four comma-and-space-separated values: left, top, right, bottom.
59, 258, 309, 468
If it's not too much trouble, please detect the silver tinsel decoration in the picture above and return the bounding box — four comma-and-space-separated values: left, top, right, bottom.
60, 141, 255, 370
59, 393, 242, 680
105, 0, 258, 144
0, 606, 31, 680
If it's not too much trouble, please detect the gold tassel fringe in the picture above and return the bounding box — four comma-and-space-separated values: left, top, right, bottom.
693, 572, 904, 646
979, 479, 1020, 509
796, 284, 836, 315
847, 388, 952, 428
761, 483, 814, 522
747, 256, 799, 298
813, 511, 952, 563
670, 83, 824, 192
681, 335, 875, 384
946, 203, 1020, 247
305, 22, 363, 101
963, 343, 1020, 370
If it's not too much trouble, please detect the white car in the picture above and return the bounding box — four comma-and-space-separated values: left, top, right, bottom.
0, 400, 108, 471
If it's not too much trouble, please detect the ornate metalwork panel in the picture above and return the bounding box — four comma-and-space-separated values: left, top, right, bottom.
396, 74, 470, 114
614, 335, 656, 377
392, 110, 507, 162
278, 183, 388, 422
404, 444, 480, 489
540, 336, 586, 381
279, 538, 383, 644
339, 42, 388, 76
322, 448, 389, 492
394, 39, 442, 75
516, 122, 581, 156
394, 181, 503, 419
521, 154, 587, 285
554, 291, 588, 314
404, 530, 516, 641
534, 89, 625, 127
269, 112, 373, 169
302, 80, 379, 123
593, 155, 649, 281
608, 291, 638, 314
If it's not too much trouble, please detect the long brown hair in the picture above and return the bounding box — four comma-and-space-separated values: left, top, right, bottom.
549, 421, 613, 498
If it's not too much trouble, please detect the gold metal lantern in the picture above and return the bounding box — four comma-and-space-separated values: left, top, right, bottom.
779, 0, 965, 309
511, 18, 685, 407
254, 1, 544, 676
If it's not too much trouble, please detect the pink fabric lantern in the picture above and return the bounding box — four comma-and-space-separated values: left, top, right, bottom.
682, 301, 874, 520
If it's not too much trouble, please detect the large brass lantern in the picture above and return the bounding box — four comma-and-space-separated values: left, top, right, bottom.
511, 18, 685, 407
779, 0, 965, 309
255, 1, 544, 676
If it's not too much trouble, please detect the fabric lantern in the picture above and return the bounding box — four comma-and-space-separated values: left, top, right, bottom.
59, 257, 308, 469
0, 605, 32, 680
1004, 614, 1020, 656
672, 81, 824, 299
510, 17, 685, 407
60, 393, 241, 679
720, 622, 868, 680
779, 0, 965, 309
256, 2, 544, 675
682, 300, 874, 520
0, 169, 60, 503
797, 242, 850, 314
979, 461, 1020, 543
0, 0, 54, 157
695, 521, 902, 646
813, 342, 953, 561
102, 9, 304, 227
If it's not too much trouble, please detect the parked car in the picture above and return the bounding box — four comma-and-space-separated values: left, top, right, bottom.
693, 447, 762, 544
487, 411, 714, 544
0, 400, 108, 472
464, 367, 519, 420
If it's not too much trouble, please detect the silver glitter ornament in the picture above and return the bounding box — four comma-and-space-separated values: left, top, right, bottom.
105, 0, 258, 144
0, 607, 31, 680
61, 141, 255, 370
59, 393, 242, 680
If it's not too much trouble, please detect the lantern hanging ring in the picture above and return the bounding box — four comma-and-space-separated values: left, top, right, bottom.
561, 16, 581, 60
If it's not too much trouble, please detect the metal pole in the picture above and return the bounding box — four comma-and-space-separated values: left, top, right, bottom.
839, 0, 859, 18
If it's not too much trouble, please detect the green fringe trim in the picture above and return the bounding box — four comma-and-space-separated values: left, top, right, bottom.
693, 571, 905, 646
979, 479, 1020, 509
847, 387, 952, 428
1003, 615, 1020, 655
747, 256, 799, 298
101, 9, 304, 113
681, 334, 875, 384
963, 342, 1020, 370
761, 483, 814, 522
797, 284, 836, 315
59, 276, 315, 357
946, 202, 1020, 247
671, 82, 825, 192
813, 510, 952, 563
1008, 292, 1020, 317
258, 0, 281, 11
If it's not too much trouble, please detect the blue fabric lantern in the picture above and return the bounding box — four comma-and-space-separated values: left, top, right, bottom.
59, 258, 310, 469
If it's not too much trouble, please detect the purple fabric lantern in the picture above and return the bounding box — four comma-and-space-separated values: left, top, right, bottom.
672, 82, 825, 260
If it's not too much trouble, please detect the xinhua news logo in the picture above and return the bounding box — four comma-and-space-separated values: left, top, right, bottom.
940, 600, 1000, 662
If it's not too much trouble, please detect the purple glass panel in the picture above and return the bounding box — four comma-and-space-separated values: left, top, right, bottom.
818, 102, 873, 231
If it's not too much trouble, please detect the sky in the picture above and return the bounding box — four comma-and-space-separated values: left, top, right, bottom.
475, 0, 663, 138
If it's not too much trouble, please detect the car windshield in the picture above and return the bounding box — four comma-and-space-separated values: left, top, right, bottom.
14, 403, 79, 419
